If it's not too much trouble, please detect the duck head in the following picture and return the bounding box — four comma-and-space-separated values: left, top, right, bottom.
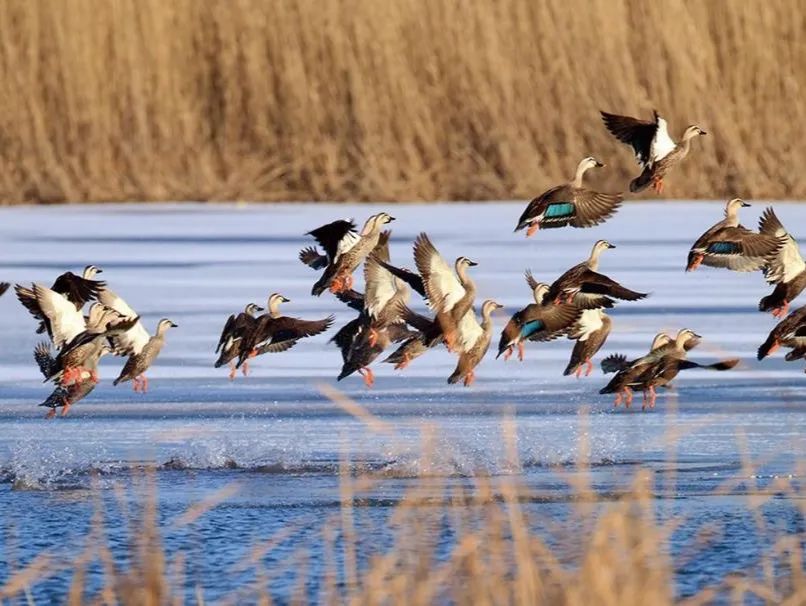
650, 332, 673, 350
268, 293, 291, 317
573, 156, 605, 186
454, 256, 478, 270
723, 198, 750, 223
454, 256, 478, 281
156, 318, 179, 336
361, 212, 396, 235
83, 265, 103, 279
588, 240, 616, 270
245, 302, 264, 315
683, 125, 707, 140
481, 299, 504, 318
675, 328, 702, 349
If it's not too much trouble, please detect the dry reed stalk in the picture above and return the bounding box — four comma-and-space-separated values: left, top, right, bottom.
0, 0, 803, 204
3, 388, 806, 604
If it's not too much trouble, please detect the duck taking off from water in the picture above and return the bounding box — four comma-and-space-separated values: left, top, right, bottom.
448, 300, 503, 386
214, 302, 264, 379
546, 240, 648, 308
15, 265, 105, 335
112, 318, 178, 392
686, 199, 786, 272
497, 271, 582, 362
601, 329, 736, 409
301, 213, 395, 295
757, 208, 806, 317
43, 304, 136, 386
515, 157, 622, 237
413, 233, 479, 353
601, 110, 706, 193
36, 343, 112, 418
236, 294, 334, 374
333, 235, 415, 387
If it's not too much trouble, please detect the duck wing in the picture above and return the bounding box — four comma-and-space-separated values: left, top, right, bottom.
30, 283, 87, 348
33, 342, 57, 379
454, 310, 483, 353
518, 186, 622, 231
334, 289, 365, 311
413, 233, 465, 313
216, 314, 237, 353
264, 315, 335, 344
299, 246, 329, 270
51, 272, 105, 309
376, 260, 426, 298
387, 322, 419, 343
396, 302, 436, 333
690, 226, 785, 272
677, 358, 740, 371
601, 110, 662, 167
364, 255, 398, 319
523, 303, 582, 342
15, 284, 51, 335
0, 282, 9, 297
759, 207, 805, 284
306, 219, 359, 262
569, 190, 623, 228
331, 316, 364, 362
256, 339, 299, 355
567, 309, 607, 341
516, 185, 567, 229
97, 287, 151, 355
578, 270, 648, 301
524, 270, 540, 293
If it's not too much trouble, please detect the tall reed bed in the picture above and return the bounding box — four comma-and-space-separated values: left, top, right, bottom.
0, 1, 803, 202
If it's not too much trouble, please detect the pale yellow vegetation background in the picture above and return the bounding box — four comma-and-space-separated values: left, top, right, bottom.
0, 0, 802, 203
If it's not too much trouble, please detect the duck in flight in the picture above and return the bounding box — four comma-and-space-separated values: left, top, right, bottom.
601, 110, 706, 194
686, 199, 785, 272
515, 157, 622, 237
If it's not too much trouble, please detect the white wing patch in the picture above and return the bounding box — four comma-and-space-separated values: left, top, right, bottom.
780, 236, 806, 282
427, 255, 465, 312
97, 288, 139, 318
763, 225, 805, 284
455, 310, 482, 352
33, 284, 86, 348
97, 287, 150, 355
335, 231, 360, 260
113, 321, 151, 356
650, 116, 676, 164
574, 309, 604, 342
365, 259, 398, 319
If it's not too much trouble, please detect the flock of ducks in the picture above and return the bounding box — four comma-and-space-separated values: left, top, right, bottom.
3, 267, 177, 417
1, 109, 805, 417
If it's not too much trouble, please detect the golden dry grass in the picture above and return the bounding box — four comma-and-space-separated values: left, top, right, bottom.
0, 0, 804, 204
2, 395, 806, 604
